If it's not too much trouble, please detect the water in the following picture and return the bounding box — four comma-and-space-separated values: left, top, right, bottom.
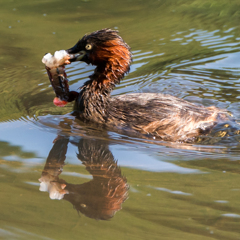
1, 0, 240, 239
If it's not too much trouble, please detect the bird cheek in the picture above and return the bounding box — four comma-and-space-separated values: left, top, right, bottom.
83, 53, 92, 64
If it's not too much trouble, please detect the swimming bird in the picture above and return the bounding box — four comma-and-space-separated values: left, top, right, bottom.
42, 29, 232, 142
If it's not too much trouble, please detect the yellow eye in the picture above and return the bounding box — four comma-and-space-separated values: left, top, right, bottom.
85, 44, 92, 50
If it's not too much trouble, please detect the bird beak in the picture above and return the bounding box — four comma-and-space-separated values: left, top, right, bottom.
66, 44, 86, 62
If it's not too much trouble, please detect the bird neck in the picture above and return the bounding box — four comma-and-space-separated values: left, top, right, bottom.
73, 45, 131, 122
74, 63, 125, 122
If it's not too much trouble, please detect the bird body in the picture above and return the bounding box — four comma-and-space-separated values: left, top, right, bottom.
42, 29, 232, 142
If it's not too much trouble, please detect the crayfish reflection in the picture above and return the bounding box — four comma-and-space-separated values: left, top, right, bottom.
39, 137, 129, 220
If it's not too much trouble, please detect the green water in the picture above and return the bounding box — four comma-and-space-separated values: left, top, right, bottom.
1, 0, 240, 239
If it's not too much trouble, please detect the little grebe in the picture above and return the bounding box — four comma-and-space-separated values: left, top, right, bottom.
42, 29, 232, 142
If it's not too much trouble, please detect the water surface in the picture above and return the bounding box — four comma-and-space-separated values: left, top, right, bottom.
1, 0, 240, 239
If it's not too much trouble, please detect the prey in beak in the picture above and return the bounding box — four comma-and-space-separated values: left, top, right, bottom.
42, 50, 79, 107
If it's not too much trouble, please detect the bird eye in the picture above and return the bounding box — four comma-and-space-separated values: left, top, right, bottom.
85, 44, 92, 50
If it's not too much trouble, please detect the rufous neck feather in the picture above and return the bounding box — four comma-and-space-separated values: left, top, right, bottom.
87, 39, 132, 90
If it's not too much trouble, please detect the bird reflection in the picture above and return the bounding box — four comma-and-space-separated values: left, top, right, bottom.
39, 136, 129, 220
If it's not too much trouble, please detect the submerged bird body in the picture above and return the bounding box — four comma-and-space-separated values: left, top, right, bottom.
43, 29, 231, 142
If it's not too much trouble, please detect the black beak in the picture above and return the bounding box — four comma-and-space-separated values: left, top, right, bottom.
66, 43, 79, 54
66, 44, 86, 62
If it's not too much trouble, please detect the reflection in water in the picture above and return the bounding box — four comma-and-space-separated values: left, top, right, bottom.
39, 137, 129, 220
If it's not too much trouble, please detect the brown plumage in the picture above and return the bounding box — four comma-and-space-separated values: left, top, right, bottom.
44, 29, 233, 143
